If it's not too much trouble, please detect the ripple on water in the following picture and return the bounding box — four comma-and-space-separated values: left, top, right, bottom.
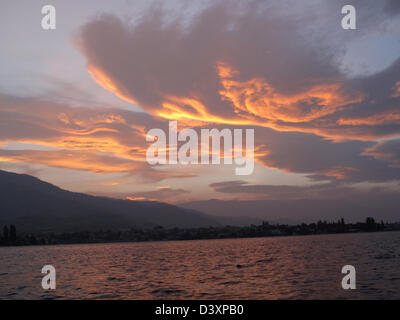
1, 232, 400, 299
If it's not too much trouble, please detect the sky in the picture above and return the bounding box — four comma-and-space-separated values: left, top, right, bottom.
0, 0, 399, 211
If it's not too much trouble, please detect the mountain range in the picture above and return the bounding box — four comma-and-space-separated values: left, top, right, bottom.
0, 170, 218, 233
1, 169, 398, 234
180, 196, 400, 224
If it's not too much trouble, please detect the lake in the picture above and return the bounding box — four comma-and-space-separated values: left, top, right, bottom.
1, 231, 399, 299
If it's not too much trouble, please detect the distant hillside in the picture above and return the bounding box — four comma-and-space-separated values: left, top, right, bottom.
180, 197, 400, 224
0, 170, 219, 233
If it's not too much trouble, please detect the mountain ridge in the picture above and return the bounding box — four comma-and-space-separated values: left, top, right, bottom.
180, 196, 400, 224
0, 170, 219, 233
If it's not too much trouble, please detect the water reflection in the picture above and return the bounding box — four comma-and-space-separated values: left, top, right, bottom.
1, 231, 399, 299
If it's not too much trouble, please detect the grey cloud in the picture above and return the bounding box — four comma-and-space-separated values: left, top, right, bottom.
76, 1, 400, 141
253, 127, 400, 183
129, 187, 190, 202
209, 180, 354, 200
363, 139, 400, 168
384, 0, 400, 16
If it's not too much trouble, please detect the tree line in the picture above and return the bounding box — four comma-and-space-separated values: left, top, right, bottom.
0, 225, 17, 244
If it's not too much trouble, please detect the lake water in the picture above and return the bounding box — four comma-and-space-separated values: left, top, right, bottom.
1, 231, 399, 299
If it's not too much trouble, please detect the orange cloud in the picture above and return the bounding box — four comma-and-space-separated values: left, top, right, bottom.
87, 60, 365, 138
337, 110, 400, 126
126, 196, 148, 201
0, 150, 143, 174
87, 65, 138, 105
217, 63, 363, 124
319, 166, 358, 180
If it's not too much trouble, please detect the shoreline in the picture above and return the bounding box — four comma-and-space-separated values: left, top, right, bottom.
1, 227, 399, 248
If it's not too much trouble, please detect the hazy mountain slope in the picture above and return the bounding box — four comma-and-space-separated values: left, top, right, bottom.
0, 170, 219, 233
180, 197, 400, 224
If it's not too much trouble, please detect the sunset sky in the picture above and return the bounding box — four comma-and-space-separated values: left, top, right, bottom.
1, 0, 399, 207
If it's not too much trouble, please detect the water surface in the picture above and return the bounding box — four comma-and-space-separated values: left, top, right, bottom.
1, 231, 399, 299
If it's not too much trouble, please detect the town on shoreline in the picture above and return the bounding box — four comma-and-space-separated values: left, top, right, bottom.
1, 217, 400, 247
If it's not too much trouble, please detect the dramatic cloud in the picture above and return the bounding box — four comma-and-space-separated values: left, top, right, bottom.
76, 3, 400, 140
1, 0, 399, 209
0, 93, 197, 182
